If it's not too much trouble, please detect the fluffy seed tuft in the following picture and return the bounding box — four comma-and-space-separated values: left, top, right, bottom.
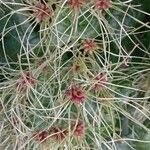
72, 120, 85, 138
34, 3, 52, 21
66, 85, 86, 104
67, 0, 85, 10
96, 0, 112, 10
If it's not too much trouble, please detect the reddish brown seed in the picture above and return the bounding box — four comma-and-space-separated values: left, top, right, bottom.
72, 120, 85, 138
16, 72, 37, 91
34, 3, 52, 21
66, 85, 86, 105
67, 0, 85, 10
68, 63, 81, 73
33, 131, 48, 143
83, 39, 98, 53
49, 127, 68, 141
96, 0, 112, 10
73, 64, 81, 72
93, 73, 107, 91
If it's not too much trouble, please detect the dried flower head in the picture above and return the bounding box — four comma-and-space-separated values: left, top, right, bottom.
69, 63, 81, 73
33, 130, 48, 143
93, 73, 107, 91
96, 0, 112, 10
83, 39, 98, 53
67, 0, 85, 10
68, 58, 85, 73
16, 72, 37, 91
73, 64, 81, 72
72, 120, 85, 138
66, 85, 86, 104
34, 3, 52, 21
49, 127, 68, 141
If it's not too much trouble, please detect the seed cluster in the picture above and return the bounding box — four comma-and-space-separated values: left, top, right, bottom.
33, 121, 85, 142
12, 0, 112, 147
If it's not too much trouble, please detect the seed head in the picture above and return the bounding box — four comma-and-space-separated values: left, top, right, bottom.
96, 0, 112, 10
72, 120, 85, 138
67, 0, 85, 10
16, 72, 37, 91
93, 73, 107, 91
69, 63, 81, 73
34, 3, 52, 21
49, 127, 68, 141
33, 130, 48, 143
83, 39, 98, 53
66, 85, 86, 105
